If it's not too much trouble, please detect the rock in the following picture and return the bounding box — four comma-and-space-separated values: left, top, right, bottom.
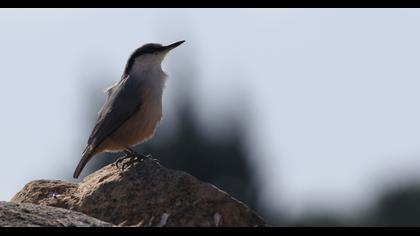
0, 201, 113, 227
12, 158, 270, 227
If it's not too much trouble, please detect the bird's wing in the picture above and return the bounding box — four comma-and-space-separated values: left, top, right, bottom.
104, 80, 120, 100
87, 74, 144, 151
96, 79, 123, 121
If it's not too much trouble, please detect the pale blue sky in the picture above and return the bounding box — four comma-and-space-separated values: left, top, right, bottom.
1, 8, 420, 218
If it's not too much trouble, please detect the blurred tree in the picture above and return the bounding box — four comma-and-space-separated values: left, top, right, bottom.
366, 182, 420, 226
281, 181, 420, 227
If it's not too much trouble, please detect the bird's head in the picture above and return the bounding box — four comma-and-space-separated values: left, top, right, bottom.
124, 40, 185, 74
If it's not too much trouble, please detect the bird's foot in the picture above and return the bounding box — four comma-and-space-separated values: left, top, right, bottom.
115, 155, 140, 170
121, 156, 141, 170
115, 153, 135, 169
123, 147, 157, 162
129, 150, 159, 163
115, 152, 158, 170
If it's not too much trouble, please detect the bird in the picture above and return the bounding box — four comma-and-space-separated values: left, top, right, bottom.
73, 40, 185, 178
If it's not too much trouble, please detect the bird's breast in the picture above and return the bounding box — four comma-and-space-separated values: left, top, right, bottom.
108, 84, 163, 148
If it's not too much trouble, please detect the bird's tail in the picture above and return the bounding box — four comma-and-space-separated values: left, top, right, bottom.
73, 145, 94, 179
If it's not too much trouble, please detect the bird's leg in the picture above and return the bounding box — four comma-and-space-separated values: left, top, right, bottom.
123, 147, 160, 169
117, 147, 154, 170
115, 150, 135, 169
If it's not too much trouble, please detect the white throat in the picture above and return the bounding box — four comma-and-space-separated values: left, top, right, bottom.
130, 54, 168, 87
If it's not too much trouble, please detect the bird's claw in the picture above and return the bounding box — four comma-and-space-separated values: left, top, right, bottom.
121, 156, 140, 170
114, 153, 158, 170
115, 154, 134, 169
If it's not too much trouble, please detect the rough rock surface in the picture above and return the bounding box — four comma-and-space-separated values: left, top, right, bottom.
12, 158, 269, 227
0, 201, 113, 227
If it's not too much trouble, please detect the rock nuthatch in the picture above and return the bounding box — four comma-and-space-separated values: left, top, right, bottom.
73, 40, 185, 178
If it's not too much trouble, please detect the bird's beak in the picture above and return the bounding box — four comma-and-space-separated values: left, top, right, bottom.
163, 40, 185, 51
